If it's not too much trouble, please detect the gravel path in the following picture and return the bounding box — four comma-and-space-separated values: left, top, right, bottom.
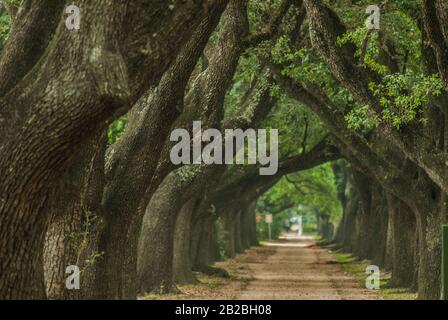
217, 234, 379, 300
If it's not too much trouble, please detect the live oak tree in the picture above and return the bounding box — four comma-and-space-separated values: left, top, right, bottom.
269, 0, 447, 299
137, 0, 298, 294
2, 0, 448, 301
0, 0, 227, 299
39, 1, 231, 300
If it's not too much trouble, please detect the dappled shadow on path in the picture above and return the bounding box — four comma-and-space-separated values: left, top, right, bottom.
215, 233, 380, 300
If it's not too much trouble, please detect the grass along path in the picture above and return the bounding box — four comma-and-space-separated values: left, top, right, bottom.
143, 234, 380, 300
328, 250, 417, 300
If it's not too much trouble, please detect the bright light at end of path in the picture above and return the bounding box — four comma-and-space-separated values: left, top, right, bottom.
263, 235, 314, 248
263, 242, 310, 248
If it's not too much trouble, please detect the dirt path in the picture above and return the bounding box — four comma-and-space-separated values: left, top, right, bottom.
143, 234, 379, 300
212, 234, 379, 300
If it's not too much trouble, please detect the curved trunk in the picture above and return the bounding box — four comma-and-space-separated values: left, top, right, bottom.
0, 1, 217, 299
334, 213, 346, 246
191, 215, 215, 273
223, 209, 237, 259
173, 199, 197, 285
97, 3, 240, 299
369, 186, 388, 267
342, 188, 360, 253
43, 131, 106, 300
414, 201, 442, 299
386, 194, 417, 289
137, 180, 182, 294
384, 207, 394, 271
96, 213, 139, 299
350, 172, 389, 264
352, 171, 372, 259
137, 207, 177, 294
318, 215, 333, 241
138, 165, 215, 292
240, 203, 254, 250
234, 209, 244, 254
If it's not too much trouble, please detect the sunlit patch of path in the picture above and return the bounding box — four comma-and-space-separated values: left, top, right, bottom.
221, 233, 379, 300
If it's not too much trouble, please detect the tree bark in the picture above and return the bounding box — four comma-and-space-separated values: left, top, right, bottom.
240, 203, 255, 250
413, 180, 443, 300
191, 213, 219, 274
386, 193, 418, 289
234, 209, 244, 254
173, 199, 197, 285
43, 131, 106, 300
341, 172, 360, 253
0, 1, 220, 299
98, 1, 243, 299
223, 208, 237, 259
369, 186, 388, 267
303, 0, 448, 196
137, 201, 175, 294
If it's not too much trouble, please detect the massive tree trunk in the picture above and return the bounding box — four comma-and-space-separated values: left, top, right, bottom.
100, 0, 251, 299
369, 186, 388, 267
412, 177, 443, 300
137, 166, 207, 294
415, 205, 441, 299
247, 202, 259, 246
303, 0, 448, 196
341, 174, 360, 253
351, 171, 375, 260
240, 202, 256, 250
44, 131, 106, 300
222, 207, 238, 259
422, 0, 448, 90
191, 207, 217, 274
138, 166, 231, 292
96, 6, 230, 299
0, 1, 221, 299
317, 213, 334, 241
386, 194, 418, 289
139, 0, 254, 294
137, 206, 172, 295
352, 172, 389, 266
173, 199, 198, 285
234, 209, 244, 254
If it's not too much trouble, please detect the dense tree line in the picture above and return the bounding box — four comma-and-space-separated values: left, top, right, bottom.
0, 0, 447, 300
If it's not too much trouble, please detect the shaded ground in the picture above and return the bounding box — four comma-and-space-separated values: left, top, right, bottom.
223, 234, 378, 300
143, 234, 379, 300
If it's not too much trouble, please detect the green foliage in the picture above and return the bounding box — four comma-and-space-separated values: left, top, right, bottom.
332, 250, 417, 300
272, 36, 336, 89
271, 34, 359, 128
256, 210, 288, 241
333, 0, 443, 131
0, 0, 21, 49
337, 27, 389, 75
215, 217, 228, 260
107, 116, 127, 144
68, 208, 104, 271
369, 72, 443, 129
0, 12, 11, 51
345, 105, 375, 131
257, 162, 343, 237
